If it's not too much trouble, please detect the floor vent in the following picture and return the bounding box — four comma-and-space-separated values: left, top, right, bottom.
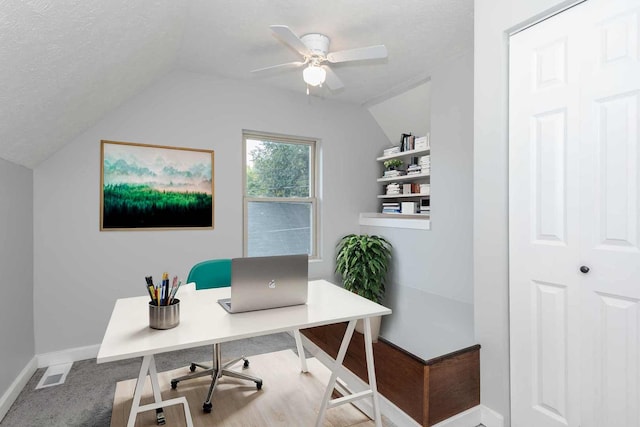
35, 362, 73, 389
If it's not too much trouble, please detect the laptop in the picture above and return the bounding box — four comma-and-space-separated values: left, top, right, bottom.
218, 254, 308, 313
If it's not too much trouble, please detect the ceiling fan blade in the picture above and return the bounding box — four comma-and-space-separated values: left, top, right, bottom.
251, 61, 305, 73
269, 25, 311, 57
323, 66, 344, 91
327, 45, 388, 63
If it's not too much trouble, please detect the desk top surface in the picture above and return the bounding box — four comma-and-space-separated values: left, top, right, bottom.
97, 279, 391, 364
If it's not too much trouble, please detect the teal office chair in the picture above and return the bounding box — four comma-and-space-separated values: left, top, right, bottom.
170, 259, 263, 413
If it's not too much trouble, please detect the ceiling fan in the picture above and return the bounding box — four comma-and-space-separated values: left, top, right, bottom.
251, 25, 388, 93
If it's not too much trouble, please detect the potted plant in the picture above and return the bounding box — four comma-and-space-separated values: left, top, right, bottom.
383, 158, 403, 170
335, 234, 392, 342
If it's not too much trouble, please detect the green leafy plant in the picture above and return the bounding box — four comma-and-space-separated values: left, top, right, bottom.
383, 159, 403, 170
335, 234, 392, 304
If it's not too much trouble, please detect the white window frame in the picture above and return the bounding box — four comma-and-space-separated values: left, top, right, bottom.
242, 130, 319, 259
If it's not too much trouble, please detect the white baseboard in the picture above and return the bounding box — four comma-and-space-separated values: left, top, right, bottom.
0, 356, 37, 423
480, 405, 505, 427
432, 405, 480, 427
36, 344, 99, 368
1, 344, 100, 422
428, 404, 504, 427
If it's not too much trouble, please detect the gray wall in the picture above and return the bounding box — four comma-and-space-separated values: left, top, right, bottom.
32, 70, 389, 354
474, 0, 579, 423
367, 80, 431, 145
0, 158, 34, 395
362, 50, 474, 360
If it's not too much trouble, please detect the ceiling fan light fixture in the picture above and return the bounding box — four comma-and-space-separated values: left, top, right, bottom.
303, 64, 326, 87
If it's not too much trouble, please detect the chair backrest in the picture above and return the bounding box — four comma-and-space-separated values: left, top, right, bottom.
186, 259, 232, 290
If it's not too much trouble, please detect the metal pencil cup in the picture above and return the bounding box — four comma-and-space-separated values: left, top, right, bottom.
149, 299, 180, 330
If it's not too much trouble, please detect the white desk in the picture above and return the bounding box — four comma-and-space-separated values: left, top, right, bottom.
97, 280, 392, 427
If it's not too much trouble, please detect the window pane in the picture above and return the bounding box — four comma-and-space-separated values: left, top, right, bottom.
247, 201, 312, 257
246, 139, 311, 198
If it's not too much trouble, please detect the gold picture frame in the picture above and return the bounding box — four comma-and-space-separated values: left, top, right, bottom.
100, 140, 214, 231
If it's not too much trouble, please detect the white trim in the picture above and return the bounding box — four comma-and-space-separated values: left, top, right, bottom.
508, 0, 586, 36
0, 356, 37, 422
241, 130, 319, 259
432, 405, 481, 427
300, 334, 421, 427
480, 405, 505, 427
429, 404, 505, 427
37, 344, 99, 368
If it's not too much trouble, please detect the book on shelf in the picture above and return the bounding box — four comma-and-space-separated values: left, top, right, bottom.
382, 200, 401, 214
383, 146, 401, 156
386, 183, 400, 190
383, 169, 405, 178
415, 134, 430, 151
382, 205, 401, 213
400, 133, 415, 152
401, 201, 418, 214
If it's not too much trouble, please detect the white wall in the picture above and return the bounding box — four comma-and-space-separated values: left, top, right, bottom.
0, 158, 34, 396
367, 80, 431, 145
362, 50, 474, 360
33, 70, 389, 355
474, 0, 580, 424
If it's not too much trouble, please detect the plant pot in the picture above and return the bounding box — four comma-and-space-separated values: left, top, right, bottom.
355, 315, 381, 343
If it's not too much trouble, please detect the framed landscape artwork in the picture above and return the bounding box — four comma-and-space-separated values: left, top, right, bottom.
100, 140, 214, 230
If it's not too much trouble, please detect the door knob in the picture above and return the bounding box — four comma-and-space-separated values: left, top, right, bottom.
580, 265, 590, 274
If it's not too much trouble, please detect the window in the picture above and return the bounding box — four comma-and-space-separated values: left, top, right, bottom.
243, 131, 318, 258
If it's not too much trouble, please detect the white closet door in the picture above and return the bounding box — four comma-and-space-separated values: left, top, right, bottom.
509, 5, 583, 426
509, 0, 640, 426
579, 1, 640, 425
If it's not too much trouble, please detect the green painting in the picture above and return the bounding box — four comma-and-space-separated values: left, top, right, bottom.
100, 140, 214, 230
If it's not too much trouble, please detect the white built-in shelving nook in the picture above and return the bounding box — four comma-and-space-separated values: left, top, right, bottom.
360, 138, 431, 230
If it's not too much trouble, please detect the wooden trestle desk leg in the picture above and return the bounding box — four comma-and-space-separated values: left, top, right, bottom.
127, 354, 194, 427
315, 318, 383, 427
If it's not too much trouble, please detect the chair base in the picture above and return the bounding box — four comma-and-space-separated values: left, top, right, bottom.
170, 343, 263, 413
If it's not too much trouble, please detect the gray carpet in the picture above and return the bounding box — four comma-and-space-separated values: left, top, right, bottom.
0, 332, 299, 427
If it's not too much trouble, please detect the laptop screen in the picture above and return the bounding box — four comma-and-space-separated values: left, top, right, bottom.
220, 254, 308, 313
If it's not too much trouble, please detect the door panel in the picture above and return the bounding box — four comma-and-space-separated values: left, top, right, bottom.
581, 2, 640, 426
532, 281, 569, 422
509, 5, 582, 426
510, 0, 640, 426
533, 109, 568, 243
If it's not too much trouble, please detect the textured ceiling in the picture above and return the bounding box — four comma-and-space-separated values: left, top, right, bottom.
1, 0, 473, 168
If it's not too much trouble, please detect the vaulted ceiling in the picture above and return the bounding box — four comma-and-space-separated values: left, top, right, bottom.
1, 0, 473, 168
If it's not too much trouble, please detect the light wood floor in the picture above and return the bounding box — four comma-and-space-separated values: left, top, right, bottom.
111, 349, 391, 427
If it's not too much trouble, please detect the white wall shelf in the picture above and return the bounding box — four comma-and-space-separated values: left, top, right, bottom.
377, 172, 430, 183
359, 213, 431, 230
376, 148, 430, 161
378, 193, 430, 199
370, 135, 431, 227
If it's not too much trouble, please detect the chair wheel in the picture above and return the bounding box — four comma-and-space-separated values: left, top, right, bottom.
256, 380, 263, 390
203, 402, 212, 413
170, 380, 178, 390
190, 363, 197, 372
243, 359, 249, 368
